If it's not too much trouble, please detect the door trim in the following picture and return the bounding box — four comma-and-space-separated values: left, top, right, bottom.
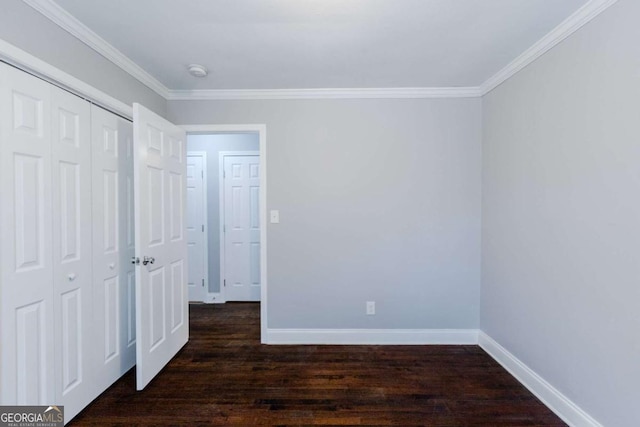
180, 125, 268, 344
186, 151, 209, 302
219, 151, 260, 304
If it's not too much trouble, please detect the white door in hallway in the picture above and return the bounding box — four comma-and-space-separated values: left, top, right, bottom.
186, 153, 207, 302
222, 154, 261, 301
133, 103, 188, 390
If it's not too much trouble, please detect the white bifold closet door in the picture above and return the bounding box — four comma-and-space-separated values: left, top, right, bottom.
90, 105, 136, 396
0, 61, 56, 406
132, 103, 188, 390
0, 62, 188, 418
51, 81, 93, 419
0, 62, 137, 423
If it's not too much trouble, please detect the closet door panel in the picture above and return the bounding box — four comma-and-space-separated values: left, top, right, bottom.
0, 63, 55, 405
118, 118, 136, 368
91, 106, 135, 395
51, 86, 93, 421
91, 106, 120, 394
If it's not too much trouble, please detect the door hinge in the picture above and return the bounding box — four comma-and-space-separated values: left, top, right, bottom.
202, 224, 204, 232
223, 224, 226, 233
201, 170, 203, 179
223, 279, 226, 287
223, 169, 226, 179
202, 279, 205, 287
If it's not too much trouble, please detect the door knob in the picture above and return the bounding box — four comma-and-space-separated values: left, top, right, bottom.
142, 256, 155, 266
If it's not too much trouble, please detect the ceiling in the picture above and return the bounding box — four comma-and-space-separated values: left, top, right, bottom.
43, 0, 592, 95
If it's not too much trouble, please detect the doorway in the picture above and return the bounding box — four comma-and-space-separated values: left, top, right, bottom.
182, 125, 267, 342
183, 127, 266, 332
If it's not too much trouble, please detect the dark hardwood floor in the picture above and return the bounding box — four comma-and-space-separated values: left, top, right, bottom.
71, 303, 565, 426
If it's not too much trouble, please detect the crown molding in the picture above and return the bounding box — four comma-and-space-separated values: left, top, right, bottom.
23, 0, 170, 99
167, 87, 483, 101
480, 0, 619, 95
24, 0, 619, 101
180, 124, 266, 134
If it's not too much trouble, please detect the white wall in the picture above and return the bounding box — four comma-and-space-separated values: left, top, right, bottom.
0, 0, 166, 116
169, 98, 482, 329
481, 0, 640, 426
187, 133, 260, 294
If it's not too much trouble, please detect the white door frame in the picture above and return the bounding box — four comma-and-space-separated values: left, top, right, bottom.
186, 151, 209, 302
180, 125, 267, 343
219, 151, 260, 303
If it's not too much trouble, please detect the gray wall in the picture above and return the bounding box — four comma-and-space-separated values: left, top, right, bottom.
481, 1, 640, 426
170, 98, 482, 329
6, 1, 634, 422
0, 0, 166, 117
187, 133, 260, 294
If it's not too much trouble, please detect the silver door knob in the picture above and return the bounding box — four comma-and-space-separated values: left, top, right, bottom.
142, 256, 155, 266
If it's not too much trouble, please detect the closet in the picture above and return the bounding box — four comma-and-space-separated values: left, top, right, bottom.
0, 62, 135, 421
90, 104, 136, 397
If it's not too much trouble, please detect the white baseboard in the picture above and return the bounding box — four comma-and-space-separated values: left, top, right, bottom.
205, 293, 225, 304
266, 328, 479, 345
479, 332, 603, 427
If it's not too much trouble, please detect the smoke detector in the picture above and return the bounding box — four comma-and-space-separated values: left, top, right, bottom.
188, 64, 208, 78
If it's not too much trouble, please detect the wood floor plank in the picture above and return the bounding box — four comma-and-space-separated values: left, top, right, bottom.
70, 303, 566, 426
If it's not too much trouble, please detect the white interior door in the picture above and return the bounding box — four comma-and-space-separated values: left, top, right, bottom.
223, 155, 261, 301
0, 62, 55, 405
186, 153, 207, 302
51, 83, 93, 420
133, 103, 188, 390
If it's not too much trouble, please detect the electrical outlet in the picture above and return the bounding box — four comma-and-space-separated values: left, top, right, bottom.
366, 301, 375, 315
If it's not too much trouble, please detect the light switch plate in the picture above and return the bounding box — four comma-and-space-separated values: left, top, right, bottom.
270, 210, 280, 223
366, 301, 375, 315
